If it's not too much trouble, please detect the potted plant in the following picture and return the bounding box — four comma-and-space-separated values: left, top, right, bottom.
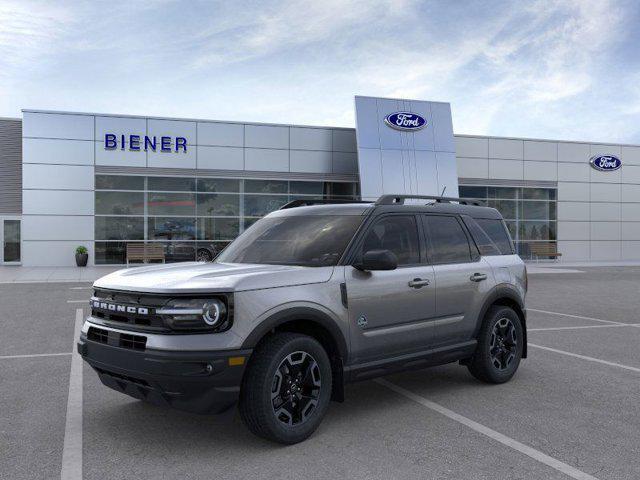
75, 246, 88, 267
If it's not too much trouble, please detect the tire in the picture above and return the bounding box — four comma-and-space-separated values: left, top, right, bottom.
196, 249, 213, 262
467, 306, 523, 384
239, 333, 332, 444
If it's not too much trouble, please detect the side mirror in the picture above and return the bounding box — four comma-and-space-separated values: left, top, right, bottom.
354, 249, 398, 271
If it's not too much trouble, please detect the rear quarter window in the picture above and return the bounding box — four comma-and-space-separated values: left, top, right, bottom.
464, 216, 515, 255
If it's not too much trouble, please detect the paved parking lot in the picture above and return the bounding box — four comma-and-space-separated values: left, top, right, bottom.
2, 267, 640, 480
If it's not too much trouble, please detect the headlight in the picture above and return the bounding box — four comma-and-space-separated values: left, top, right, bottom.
157, 298, 229, 332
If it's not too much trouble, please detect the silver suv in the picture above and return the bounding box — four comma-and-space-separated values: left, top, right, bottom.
78, 194, 527, 444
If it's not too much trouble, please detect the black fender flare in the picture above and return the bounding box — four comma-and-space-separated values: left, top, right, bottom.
241, 306, 349, 361
475, 284, 527, 358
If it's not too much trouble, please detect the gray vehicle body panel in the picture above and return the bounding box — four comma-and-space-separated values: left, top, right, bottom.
85, 199, 526, 373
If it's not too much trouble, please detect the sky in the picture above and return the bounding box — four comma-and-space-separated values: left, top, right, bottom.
1, 0, 639, 143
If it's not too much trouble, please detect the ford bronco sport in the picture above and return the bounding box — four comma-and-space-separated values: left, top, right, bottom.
78, 194, 527, 444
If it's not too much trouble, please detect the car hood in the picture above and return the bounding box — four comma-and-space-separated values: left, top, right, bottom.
93, 262, 335, 294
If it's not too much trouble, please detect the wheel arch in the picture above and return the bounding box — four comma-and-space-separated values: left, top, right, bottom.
476, 285, 527, 358
241, 307, 348, 401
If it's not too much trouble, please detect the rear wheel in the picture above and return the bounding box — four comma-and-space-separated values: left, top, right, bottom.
467, 306, 523, 384
239, 333, 332, 444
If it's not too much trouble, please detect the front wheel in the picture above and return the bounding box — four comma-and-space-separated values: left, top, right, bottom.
239, 333, 332, 444
467, 306, 523, 384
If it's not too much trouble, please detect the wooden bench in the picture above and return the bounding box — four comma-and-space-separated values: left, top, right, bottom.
126, 243, 165, 266
529, 242, 562, 261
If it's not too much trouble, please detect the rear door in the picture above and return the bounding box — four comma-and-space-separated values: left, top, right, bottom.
346, 214, 436, 363
422, 214, 494, 347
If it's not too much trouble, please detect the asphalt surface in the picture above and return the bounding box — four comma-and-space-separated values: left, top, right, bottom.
2, 268, 640, 479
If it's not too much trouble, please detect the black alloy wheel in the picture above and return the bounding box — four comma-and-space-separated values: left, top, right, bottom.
467, 305, 523, 384
271, 351, 322, 426
489, 317, 518, 371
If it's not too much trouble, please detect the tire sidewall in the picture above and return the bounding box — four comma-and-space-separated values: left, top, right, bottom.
256, 336, 332, 443
479, 307, 523, 383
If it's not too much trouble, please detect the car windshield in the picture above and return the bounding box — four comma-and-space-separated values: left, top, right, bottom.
216, 215, 364, 267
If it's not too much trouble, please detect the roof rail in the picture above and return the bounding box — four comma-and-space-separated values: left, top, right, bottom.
375, 194, 484, 206
279, 198, 372, 210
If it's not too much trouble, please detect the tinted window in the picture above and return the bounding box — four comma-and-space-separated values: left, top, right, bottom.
217, 215, 363, 267
361, 216, 420, 266
424, 215, 472, 264
475, 218, 514, 254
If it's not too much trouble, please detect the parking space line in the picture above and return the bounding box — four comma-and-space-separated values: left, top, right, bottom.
69, 287, 91, 290
66, 300, 87, 304
61, 309, 83, 480
375, 378, 599, 480
528, 324, 638, 332
0, 352, 72, 360
529, 343, 640, 373
527, 309, 624, 326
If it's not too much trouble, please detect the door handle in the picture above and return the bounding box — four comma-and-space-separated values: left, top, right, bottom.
408, 278, 430, 288
470, 273, 487, 282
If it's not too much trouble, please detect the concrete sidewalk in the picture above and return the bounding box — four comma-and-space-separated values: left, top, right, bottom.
0, 266, 121, 283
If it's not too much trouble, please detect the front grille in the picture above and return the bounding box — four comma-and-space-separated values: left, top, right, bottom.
91, 289, 169, 331
87, 326, 147, 351
119, 333, 147, 350
88, 326, 108, 344
95, 367, 150, 386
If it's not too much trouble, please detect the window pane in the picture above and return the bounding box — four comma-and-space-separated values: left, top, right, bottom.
197, 178, 240, 193
218, 215, 364, 267
244, 195, 289, 217
521, 201, 554, 220
3, 220, 20, 262
148, 217, 196, 240
488, 199, 517, 219
147, 176, 195, 192
519, 221, 556, 241
196, 193, 240, 216
96, 191, 144, 215
243, 217, 261, 231
244, 179, 288, 194
328, 182, 357, 197
522, 188, 554, 200
290, 181, 324, 195
95, 217, 144, 240
197, 217, 240, 240
196, 241, 230, 261
148, 193, 196, 215
459, 186, 487, 199
425, 215, 472, 264
95, 241, 127, 264
474, 218, 514, 254
149, 241, 196, 263
362, 216, 420, 265
95, 175, 144, 190
488, 187, 518, 199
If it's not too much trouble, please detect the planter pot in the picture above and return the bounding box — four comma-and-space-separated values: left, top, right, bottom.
75, 253, 88, 267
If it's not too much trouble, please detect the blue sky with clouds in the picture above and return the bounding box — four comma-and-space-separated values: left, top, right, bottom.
1, 0, 639, 142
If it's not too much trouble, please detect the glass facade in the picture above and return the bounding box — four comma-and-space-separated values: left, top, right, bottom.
95, 175, 359, 264
459, 185, 557, 259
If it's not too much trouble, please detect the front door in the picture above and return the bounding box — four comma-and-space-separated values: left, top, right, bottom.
346, 214, 436, 364
1, 218, 21, 264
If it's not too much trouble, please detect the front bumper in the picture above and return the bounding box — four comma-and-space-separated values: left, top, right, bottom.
78, 333, 251, 415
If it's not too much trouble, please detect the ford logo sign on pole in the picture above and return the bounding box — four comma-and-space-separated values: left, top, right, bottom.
589, 155, 622, 172
384, 112, 427, 131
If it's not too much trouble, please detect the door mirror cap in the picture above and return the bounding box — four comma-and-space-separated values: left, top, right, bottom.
354, 249, 398, 271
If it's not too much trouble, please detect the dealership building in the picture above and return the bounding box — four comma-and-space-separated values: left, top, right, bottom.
0, 95, 639, 267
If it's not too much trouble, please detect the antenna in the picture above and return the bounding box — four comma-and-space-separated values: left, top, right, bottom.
440, 185, 447, 197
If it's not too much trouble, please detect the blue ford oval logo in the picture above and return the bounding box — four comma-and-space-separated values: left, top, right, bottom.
590, 155, 621, 171
384, 112, 427, 131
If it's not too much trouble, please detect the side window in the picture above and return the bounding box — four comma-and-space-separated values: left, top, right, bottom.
361, 215, 420, 266
424, 215, 472, 264
462, 216, 501, 256
475, 218, 515, 255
